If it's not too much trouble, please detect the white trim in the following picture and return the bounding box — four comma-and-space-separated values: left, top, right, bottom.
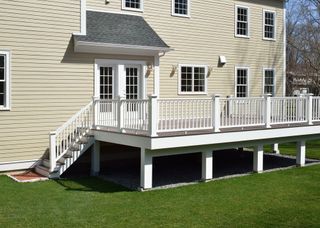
154, 55, 160, 97
94, 59, 147, 99
73, 0, 87, 35
0, 159, 40, 172
283, 4, 286, 96
234, 66, 250, 97
262, 68, 276, 96
171, 0, 191, 18
0, 50, 11, 111
262, 9, 276, 41
74, 40, 172, 56
178, 64, 208, 95
86, 8, 144, 16
235, 5, 250, 39
122, 0, 144, 12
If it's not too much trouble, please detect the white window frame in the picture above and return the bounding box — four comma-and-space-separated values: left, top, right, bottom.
263, 9, 276, 41
235, 5, 250, 39
0, 50, 11, 111
235, 66, 250, 97
172, 0, 191, 18
178, 64, 208, 95
263, 68, 276, 96
122, 0, 144, 12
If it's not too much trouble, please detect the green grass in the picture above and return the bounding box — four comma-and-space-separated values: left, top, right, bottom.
264, 140, 320, 160
1, 165, 320, 227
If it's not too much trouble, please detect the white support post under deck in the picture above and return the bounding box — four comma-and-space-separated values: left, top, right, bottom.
296, 140, 306, 167
202, 149, 213, 181
140, 148, 153, 190
253, 145, 264, 173
273, 144, 280, 154
91, 140, 100, 176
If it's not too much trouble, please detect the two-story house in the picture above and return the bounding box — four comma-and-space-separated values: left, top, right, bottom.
1, 0, 319, 190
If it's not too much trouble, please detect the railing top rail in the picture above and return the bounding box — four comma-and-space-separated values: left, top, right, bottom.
55, 101, 93, 135
220, 97, 264, 101
158, 98, 212, 101
271, 96, 307, 100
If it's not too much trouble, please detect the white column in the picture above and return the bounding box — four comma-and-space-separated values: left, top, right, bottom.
273, 143, 280, 154
212, 95, 221, 132
49, 131, 57, 172
307, 94, 313, 125
202, 150, 213, 181
140, 148, 153, 190
296, 140, 306, 167
148, 94, 158, 137
253, 145, 264, 173
264, 94, 271, 128
91, 140, 100, 176
153, 55, 160, 97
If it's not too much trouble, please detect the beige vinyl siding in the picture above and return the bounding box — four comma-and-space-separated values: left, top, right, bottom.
87, 0, 284, 97
0, 0, 284, 163
0, 0, 153, 163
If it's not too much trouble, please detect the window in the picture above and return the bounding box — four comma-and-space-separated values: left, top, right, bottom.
179, 65, 207, 94
263, 10, 276, 40
0, 51, 10, 110
235, 5, 249, 38
263, 69, 275, 96
172, 0, 190, 17
122, 0, 143, 11
100, 67, 113, 99
235, 67, 249, 97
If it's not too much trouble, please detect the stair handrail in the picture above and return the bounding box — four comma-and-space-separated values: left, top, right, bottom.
49, 101, 94, 172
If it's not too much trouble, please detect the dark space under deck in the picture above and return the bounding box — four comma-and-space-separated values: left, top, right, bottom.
62, 143, 319, 190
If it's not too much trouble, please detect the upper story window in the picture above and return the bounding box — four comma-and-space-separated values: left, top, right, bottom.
122, 0, 143, 12
0, 51, 10, 110
235, 67, 249, 97
172, 0, 190, 17
235, 5, 250, 38
263, 68, 275, 96
263, 10, 276, 40
179, 65, 207, 94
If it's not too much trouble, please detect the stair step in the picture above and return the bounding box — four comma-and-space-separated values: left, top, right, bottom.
63, 153, 73, 158
35, 165, 50, 177
43, 159, 64, 169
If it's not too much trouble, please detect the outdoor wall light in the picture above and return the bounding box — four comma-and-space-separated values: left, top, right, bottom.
146, 64, 153, 77
207, 66, 214, 77
170, 65, 178, 77
219, 56, 227, 65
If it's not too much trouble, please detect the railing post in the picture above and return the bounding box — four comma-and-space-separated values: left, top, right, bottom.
212, 95, 221, 132
49, 131, 56, 172
307, 93, 313, 125
264, 94, 271, 128
92, 96, 99, 128
117, 96, 125, 132
227, 95, 233, 117
148, 94, 158, 137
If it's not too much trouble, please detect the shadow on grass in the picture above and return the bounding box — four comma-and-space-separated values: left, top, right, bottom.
54, 177, 132, 194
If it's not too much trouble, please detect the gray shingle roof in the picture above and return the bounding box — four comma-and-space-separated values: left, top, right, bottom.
74, 11, 170, 48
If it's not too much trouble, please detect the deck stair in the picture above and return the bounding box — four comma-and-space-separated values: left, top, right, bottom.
35, 102, 95, 178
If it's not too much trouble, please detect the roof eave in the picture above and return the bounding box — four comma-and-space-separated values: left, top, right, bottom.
74, 39, 174, 56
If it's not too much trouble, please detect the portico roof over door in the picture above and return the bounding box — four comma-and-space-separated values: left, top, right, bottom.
73, 11, 172, 56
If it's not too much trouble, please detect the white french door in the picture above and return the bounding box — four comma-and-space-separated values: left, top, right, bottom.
124, 65, 140, 100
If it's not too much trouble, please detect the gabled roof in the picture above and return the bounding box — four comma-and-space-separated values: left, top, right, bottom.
73, 11, 171, 55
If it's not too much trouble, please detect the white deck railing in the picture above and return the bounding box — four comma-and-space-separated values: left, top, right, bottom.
158, 98, 212, 132
93, 94, 316, 136
49, 95, 318, 172
50, 102, 93, 172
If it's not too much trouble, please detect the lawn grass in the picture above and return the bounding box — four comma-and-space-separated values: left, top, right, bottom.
264, 140, 320, 160
1, 164, 320, 227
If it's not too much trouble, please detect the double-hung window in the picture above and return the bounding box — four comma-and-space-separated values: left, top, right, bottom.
122, 0, 143, 12
235, 5, 250, 38
235, 67, 249, 97
179, 65, 207, 94
263, 10, 276, 40
263, 68, 275, 96
172, 0, 190, 17
0, 51, 10, 110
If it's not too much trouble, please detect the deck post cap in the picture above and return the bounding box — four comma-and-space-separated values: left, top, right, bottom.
148, 94, 158, 98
